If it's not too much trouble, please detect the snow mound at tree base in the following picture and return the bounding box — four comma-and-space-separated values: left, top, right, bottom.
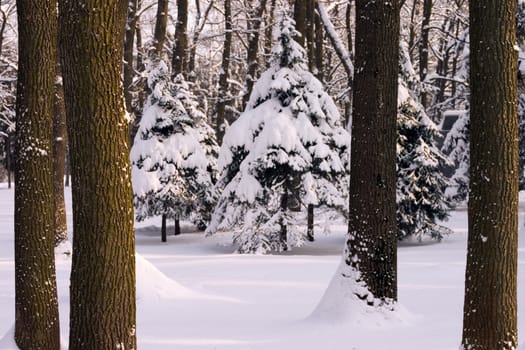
308, 260, 415, 328
0, 325, 68, 350
136, 253, 239, 304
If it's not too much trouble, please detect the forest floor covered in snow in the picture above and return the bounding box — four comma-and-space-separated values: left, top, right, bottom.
0, 183, 523, 349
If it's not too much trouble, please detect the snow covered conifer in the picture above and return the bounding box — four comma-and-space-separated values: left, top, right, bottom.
131, 59, 218, 238
397, 93, 453, 241
441, 111, 469, 205
207, 15, 350, 253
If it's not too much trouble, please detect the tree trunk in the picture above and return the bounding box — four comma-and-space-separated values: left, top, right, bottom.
306, 204, 314, 242
293, 0, 306, 47
216, 0, 232, 144
174, 217, 180, 235
346, 0, 399, 303
242, 0, 267, 108
314, 10, 324, 81
305, 0, 315, 72
280, 190, 288, 251
53, 58, 68, 246
161, 214, 167, 242
14, 0, 60, 348
172, 0, 188, 77
153, 0, 169, 56
462, 1, 518, 349
59, 0, 137, 348
263, 0, 277, 67
419, 0, 432, 108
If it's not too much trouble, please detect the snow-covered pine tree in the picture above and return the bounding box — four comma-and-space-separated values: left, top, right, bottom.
397, 42, 453, 241
397, 94, 453, 241
207, 15, 350, 253
131, 59, 218, 238
441, 111, 469, 205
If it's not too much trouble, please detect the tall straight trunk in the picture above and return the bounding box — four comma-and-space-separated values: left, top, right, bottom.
462, 0, 518, 349
53, 59, 68, 245
172, 0, 188, 76
216, 0, 232, 144
124, 0, 138, 114
419, 0, 432, 108
153, 0, 169, 55
293, 0, 306, 47
243, 0, 267, 108
346, 0, 399, 303
305, 0, 315, 72
263, 0, 277, 67
14, 0, 60, 348
59, 0, 137, 348
314, 10, 324, 81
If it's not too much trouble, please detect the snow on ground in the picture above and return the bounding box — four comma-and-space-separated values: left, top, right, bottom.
0, 182, 523, 349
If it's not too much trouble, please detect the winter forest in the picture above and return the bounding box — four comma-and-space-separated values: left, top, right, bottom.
0, 0, 523, 349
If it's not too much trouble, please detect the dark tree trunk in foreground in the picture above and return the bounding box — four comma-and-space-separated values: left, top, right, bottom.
59, 0, 137, 348
346, 0, 399, 304
14, 0, 60, 348
172, 0, 188, 76
53, 58, 68, 245
461, 1, 518, 349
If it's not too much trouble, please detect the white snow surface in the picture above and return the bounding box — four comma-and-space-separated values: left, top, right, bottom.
0, 184, 524, 349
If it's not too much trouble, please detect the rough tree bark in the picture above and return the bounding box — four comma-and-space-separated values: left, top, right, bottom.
14, 0, 60, 348
461, 0, 518, 349
59, 0, 137, 348
346, 0, 399, 303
